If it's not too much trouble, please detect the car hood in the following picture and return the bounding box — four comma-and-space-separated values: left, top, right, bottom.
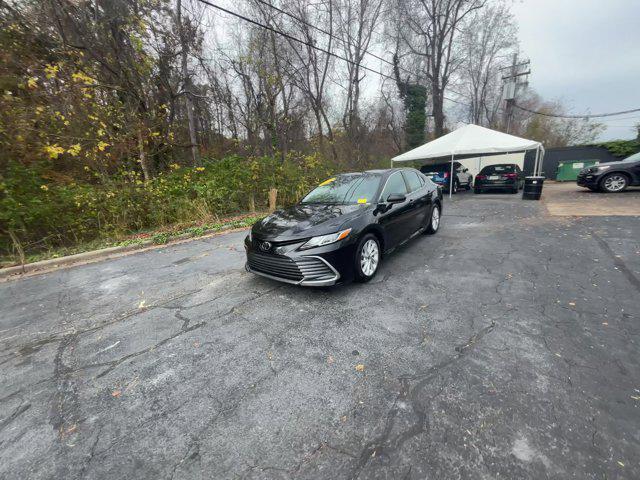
252, 203, 367, 241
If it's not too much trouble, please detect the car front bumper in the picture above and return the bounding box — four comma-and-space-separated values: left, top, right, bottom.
577, 173, 599, 187
244, 235, 357, 287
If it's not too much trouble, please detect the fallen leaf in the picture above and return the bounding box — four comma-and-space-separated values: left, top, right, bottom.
112, 390, 122, 398
568, 302, 576, 306
602, 322, 608, 326
266, 351, 273, 361
355, 364, 365, 372
340, 415, 347, 422
617, 461, 625, 467
327, 355, 334, 365
554, 353, 562, 358
138, 300, 147, 309
630, 395, 640, 401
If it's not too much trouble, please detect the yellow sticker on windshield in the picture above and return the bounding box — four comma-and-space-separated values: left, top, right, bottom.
319, 177, 335, 186
357, 198, 368, 204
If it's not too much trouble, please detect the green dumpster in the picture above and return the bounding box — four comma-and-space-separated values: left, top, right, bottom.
556, 160, 599, 182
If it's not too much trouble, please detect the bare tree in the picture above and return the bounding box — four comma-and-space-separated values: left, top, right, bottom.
396, 0, 485, 137
333, 0, 384, 157
175, 0, 200, 165
459, 1, 516, 127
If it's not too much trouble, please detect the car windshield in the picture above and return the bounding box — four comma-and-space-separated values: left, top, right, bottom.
480, 164, 516, 174
301, 174, 381, 205
621, 152, 640, 163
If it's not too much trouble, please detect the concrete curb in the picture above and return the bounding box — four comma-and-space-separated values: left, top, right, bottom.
0, 224, 246, 280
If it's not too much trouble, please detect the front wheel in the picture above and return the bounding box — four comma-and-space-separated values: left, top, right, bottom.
465, 177, 473, 190
600, 173, 628, 193
424, 204, 441, 235
354, 234, 380, 283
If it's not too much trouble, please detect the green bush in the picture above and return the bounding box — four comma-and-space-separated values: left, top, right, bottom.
0, 152, 338, 258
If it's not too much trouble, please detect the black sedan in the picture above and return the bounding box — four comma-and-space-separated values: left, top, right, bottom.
474, 163, 525, 193
577, 152, 640, 192
245, 168, 443, 286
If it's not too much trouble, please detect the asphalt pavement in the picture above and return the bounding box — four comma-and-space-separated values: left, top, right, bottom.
1, 189, 639, 479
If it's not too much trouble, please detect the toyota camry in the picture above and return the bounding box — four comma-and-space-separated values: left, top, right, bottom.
244, 168, 443, 286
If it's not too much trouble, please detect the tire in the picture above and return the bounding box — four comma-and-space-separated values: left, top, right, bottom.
474, 187, 482, 194
465, 176, 473, 190
511, 185, 519, 194
424, 203, 441, 235
451, 180, 459, 194
599, 173, 628, 193
354, 233, 381, 282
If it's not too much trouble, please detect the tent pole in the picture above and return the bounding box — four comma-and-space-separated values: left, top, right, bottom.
449, 153, 454, 198
538, 146, 545, 176
533, 147, 540, 176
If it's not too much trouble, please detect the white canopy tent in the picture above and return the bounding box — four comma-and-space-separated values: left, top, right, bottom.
392, 124, 545, 197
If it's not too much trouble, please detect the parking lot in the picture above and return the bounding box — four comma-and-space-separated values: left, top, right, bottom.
1, 188, 639, 479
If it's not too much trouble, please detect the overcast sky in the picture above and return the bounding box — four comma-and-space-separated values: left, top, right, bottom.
511, 0, 640, 141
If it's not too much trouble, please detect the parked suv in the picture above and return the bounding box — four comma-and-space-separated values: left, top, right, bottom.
420, 162, 473, 194
474, 164, 524, 194
577, 152, 640, 193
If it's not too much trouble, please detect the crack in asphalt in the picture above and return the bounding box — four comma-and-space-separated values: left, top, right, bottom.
350, 321, 496, 479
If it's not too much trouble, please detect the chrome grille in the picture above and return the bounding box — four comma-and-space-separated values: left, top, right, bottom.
247, 253, 336, 283
296, 257, 335, 280
247, 252, 303, 281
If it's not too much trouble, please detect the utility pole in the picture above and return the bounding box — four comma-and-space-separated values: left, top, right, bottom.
501, 54, 530, 134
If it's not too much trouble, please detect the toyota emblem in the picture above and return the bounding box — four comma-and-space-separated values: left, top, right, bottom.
259, 241, 272, 252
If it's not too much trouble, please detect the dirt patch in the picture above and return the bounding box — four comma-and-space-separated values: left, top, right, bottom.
543, 182, 640, 216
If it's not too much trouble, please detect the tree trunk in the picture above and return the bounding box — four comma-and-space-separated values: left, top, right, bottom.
137, 128, 153, 181
177, 0, 199, 166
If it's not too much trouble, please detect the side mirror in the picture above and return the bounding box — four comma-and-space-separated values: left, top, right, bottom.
386, 193, 406, 204
463, 168, 469, 172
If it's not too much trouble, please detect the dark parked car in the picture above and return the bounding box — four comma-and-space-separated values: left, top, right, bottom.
420, 162, 473, 193
245, 168, 443, 286
474, 164, 525, 193
577, 152, 640, 193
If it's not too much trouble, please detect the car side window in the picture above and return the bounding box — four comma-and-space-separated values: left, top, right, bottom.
403, 171, 423, 192
380, 172, 408, 200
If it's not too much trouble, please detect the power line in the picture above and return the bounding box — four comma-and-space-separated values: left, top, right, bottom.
255, 0, 399, 73
513, 103, 640, 119
195, 0, 471, 107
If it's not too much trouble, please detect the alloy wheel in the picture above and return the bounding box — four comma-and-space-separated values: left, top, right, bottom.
360, 239, 379, 276
431, 206, 440, 231
603, 174, 627, 192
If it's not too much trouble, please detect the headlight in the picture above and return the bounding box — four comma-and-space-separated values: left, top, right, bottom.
595, 165, 610, 172
300, 228, 352, 250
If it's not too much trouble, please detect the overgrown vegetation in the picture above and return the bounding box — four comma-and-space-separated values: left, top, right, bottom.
0, 152, 343, 263
594, 139, 640, 158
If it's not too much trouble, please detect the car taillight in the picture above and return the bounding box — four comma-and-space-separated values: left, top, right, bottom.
476, 174, 486, 180
444, 172, 450, 178
504, 173, 518, 179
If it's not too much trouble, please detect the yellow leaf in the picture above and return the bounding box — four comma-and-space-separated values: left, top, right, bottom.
67, 144, 81, 156
355, 364, 365, 372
